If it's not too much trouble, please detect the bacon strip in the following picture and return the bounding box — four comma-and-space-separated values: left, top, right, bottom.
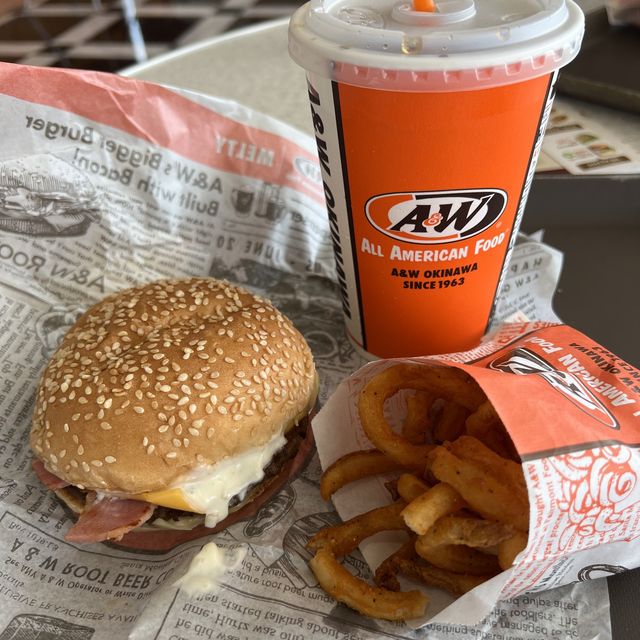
66, 497, 156, 543
32, 459, 69, 491
118, 415, 316, 550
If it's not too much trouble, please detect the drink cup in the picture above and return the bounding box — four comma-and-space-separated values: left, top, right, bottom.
289, 0, 584, 359
231, 187, 255, 215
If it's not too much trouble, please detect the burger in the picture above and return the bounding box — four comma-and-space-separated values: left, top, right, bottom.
30, 277, 318, 549
0, 154, 100, 235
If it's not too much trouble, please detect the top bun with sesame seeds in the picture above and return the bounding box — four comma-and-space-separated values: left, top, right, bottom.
29, 277, 318, 546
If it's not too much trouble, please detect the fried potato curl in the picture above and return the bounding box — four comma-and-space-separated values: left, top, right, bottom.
307, 364, 529, 621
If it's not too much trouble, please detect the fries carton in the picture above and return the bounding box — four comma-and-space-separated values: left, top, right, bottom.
313, 321, 640, 626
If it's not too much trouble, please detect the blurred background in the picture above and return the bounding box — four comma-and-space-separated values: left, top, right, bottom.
0, 0, 303, 71
0, 0, 638, 117
0, 0, 631, 74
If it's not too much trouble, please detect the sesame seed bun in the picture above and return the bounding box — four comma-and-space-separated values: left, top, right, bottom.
30, 277, 317, 496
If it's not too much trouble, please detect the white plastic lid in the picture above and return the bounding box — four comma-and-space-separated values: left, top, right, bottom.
289, 0, 584, 91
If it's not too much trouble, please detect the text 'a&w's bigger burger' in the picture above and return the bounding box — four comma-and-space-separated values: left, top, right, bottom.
29, 277, 318, 549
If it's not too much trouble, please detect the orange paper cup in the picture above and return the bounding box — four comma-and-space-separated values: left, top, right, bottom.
290, 0, 584, 359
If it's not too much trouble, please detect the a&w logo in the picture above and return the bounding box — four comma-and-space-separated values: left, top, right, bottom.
489, 348, 618, 429
365, 188, 507, 245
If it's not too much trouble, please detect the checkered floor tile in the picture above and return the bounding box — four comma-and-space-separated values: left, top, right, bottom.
0, 0, 304, 72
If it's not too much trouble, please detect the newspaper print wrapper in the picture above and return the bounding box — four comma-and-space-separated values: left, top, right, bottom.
314, 321, 640, 627
0, 61, 612, 639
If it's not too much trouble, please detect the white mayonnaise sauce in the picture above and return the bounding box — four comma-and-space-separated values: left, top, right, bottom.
177, 432, 287, 527
148, 515, 204, 530
173, 542, 247, 596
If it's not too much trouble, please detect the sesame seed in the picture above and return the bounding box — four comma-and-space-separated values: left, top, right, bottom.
91, 460, 103, 467
77, 445, 84, 455
147, 445, 155, 455
100, 422, 112, 430
143, 437, 149, 446
105, 456, 116, 464
158, 425, 169, 433
188, 428, 199, 436
159, 385, 171, 392
133, 406, 145, 414
189, 404, 197, 414
217, 406, 228, 415
166, 452, 177, 459
177, 396, 189, 406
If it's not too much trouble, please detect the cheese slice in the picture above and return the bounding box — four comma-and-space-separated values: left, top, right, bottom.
133, 431, 287, 527
135, 488, 195, 512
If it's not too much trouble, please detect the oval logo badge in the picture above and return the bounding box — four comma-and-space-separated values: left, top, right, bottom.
365, 189, 507, 245
294, 156, 322, 185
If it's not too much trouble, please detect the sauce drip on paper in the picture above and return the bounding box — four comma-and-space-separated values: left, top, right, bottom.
173, 542, 247, 596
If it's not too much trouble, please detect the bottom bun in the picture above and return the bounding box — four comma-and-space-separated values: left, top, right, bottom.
106, 410, 316, 551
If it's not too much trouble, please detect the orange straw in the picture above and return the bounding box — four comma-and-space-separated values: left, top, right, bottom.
413, 0, 436, 10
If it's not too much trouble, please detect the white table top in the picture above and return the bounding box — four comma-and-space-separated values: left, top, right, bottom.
123, 18, 312, 135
